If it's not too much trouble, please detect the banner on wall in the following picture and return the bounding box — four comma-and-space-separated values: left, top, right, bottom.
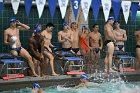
91, 0, 101, 22
24, 0, 32, 17
101, 0, 112, 22
36, 0, 46, 18
71, 0, 81, 20
11, 0, 20, 15
112, 0, 122, 21
58, 0, 69, 19
131, 2, 139, 21
48, 0, 57, 17
0, 0, 4, 13
121, 1, 131, 24
81, 0, 92, 21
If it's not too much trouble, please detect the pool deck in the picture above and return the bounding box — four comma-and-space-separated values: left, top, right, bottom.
0, 71, 140, 91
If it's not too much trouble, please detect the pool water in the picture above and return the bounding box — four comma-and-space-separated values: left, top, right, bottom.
1, 79, 140, 93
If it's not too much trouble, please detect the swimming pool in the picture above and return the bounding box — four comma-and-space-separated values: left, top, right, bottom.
1, 78, 140, 93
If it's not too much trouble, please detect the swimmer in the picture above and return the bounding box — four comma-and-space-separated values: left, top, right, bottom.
29, 24, 45, 76
74, 74, 89, 89
113, 21, 127, 51
4, 18, 38, 76
41, 23, 58, 76
104, 16, 116, 73
32, 83, 45, 93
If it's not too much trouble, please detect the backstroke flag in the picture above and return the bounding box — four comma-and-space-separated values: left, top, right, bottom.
48, 0, 57, 17
91, 0, 101, 22
101, 0, 111, 22
71, 0, 81, 20
58, 0, 69, 19
0, 0, 4, 13
11, 0, 20, 15
24, 0, 32, 17
81, 0, 92, 21
121, 1, 131, 24
112, 0, 122, 21
36, 0, 46, 18
131, 2, 139, 21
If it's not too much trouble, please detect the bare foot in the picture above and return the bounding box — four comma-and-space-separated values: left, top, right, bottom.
41, 73, 45, 77
104, 69, 108, 73
109, 68, 117, 73
51, 73, 58, 76
32, 74, 39, 77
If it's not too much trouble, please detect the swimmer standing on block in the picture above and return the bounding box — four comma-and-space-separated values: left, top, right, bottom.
4, 18, 38, 77
104, 16, 116, 73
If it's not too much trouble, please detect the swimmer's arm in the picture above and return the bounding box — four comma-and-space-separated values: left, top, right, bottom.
49, 42, 54, 48
41, 40, 45, 55
113, 30, 124, 41
77, 8, 82, 29
99, 35, 103, 49
58, 32, 65, 43
28, 39, 41, 57
74, 83, 84, 89
68, 7, 72, 26
122, 30, 127, 41
4, 30, 10, 45
65, 31, 73, 43
65, 33, 73, 43
17, 21, 30, 30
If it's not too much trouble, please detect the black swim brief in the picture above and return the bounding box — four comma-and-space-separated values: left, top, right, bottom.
115, 45, 124, 50
104, 40, 114, 46
93, 48, 100, 53
71, 48, 80, 54
62, 47, 71, 52
136, 45, 140, 48
10, 47, 22, 56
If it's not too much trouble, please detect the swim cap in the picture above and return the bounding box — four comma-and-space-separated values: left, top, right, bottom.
32, 83, 41, 88
63, 22, 68, 26
9, 18, 16, 23
70, 22, 77, 27
82, 26, 88, 30
80, 74, 88, 80
34, 24, 40, 33
108, 16, 114, 21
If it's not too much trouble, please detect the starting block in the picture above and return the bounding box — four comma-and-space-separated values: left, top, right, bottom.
114, 55, 135, 70
3, 74, 24, 80
63, 57, 84, 72
67, 71, 85, 75
0, 59, 24, 80
120, 68, 136, 72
